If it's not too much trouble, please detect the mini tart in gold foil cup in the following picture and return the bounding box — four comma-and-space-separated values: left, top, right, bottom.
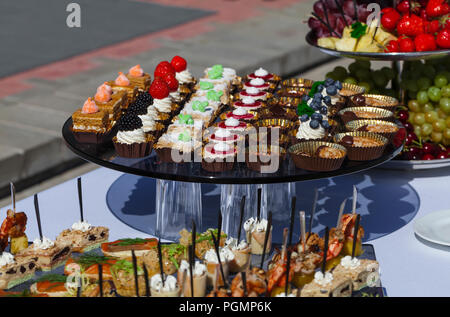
248, 129, 293, 149
288, 141, 347, 172
334, 131, 388, 161
277, 87, 310, 98
255, 118, 297, 133
113, 135, 154, 158
257, 106, 298, 122
281, 78, 314, 89
362, 94, 399, 112
245, 145, 286, 172
338, 106, 394, 124
345, 119, 399, 143
272, 96, 302, 109
339, 83, 366, 97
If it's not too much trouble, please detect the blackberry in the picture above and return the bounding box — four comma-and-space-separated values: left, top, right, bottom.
127, 99, 147, 115
136, 91, 153, 105
117, 113, 143, 132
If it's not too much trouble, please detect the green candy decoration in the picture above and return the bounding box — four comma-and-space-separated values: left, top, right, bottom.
192, 100, 209, 112
208, 64, 224, 79
199, 81, 214, 90
178, 114, 194, 125
206, 90, 223, 102
178, 130, 192, 142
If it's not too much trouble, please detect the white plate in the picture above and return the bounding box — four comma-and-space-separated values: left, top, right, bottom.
379, 158, 450, 170
414, 209, 450, 246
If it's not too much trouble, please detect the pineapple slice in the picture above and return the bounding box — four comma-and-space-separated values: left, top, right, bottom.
10, 234, 28, 254
375, 28, 397, 46
318, 37, 339, 50
355, 34, 382, 53
342, 26, 353, 39
335, 37, 358, 52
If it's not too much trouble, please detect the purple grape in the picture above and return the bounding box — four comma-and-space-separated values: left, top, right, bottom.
313, 1, 325, 17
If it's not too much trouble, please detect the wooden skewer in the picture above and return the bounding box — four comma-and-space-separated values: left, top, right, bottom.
10, 182, 15, 212
299, 211, 306, 252
281, 228, 288, 260
34, 194, 43, 241
77, 177, 84, 222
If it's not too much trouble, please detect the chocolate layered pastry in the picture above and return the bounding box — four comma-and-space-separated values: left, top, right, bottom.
72, 99, 110, 134
126, 65, 151, 91
108, 72, 139, 106
93, 83, 127, 121
56, 221, 109, 253
15, 237, 72, 271
0, 252, 37, 289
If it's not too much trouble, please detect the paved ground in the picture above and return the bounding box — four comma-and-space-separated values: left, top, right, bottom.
0, 0, 336, 195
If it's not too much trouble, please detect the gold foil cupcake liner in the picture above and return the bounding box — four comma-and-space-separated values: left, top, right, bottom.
281, 78, 314, 89
362, 94, 399, 112
339, 83, 366, 97
245, 145, 286, 172
334, 131, 388, 161
255, 118, 297, 131
338, 106, 394, 124
277, 87, 310, 98
288, 141, 347, 172
272, 96, 302, 108
345, 119, 399, 143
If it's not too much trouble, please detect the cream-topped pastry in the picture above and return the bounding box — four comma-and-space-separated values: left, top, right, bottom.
203, 142, 237, 160
209, 128, 240, 144
153, 97, 173, 113
218, 118, 247, 131
233, 97, 263, 110
244, 78, 270, 91
204, 248, 234, 288
116, 128, 146, 144
33, 237, 55, 250
239, 87, 268, 101
178, 260, 207, 297
314, 271, 334, 286
296, 119, 326, 140
225, 238, 251, 273
244, 217, 272, 255
115, 72, 130, 87
150, 274, 180, 297
0, 252, 15, 266
248, 67, 276, 81
176, 69, 194, 84
71, 220, 91, 232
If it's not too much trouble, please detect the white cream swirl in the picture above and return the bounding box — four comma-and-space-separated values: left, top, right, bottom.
314, 271, 333, 286
33, 237, 55, 250
233, 108, 248, 116
0, 252, 15, 267
150, 274, 178, 292
340, 256, 361, 270
170, 90, 182, 102
224, 118, 240, 127
153, 97, 172, 113
116, 129, 146, 144
179, 260, 206, 277
175, 69, 194, 83
254, 67, 269, 77
204, 247, 235, 263
71, 220, 91, 232
296, 119, 325, 140
139, 114, 157, 132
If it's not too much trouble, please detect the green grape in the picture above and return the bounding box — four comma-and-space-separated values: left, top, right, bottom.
381, 67, 396, 80
333, 66, 348, 79
348, 62, 359, 75
437, 108, 447, 119
417, 91, 429, 105
414, 113, 426, 125
424, 65, 437, 79
442, 85, 450, 98
434, 75, 448, 88
326, 72, 337, 80
440, 97, 450, 114
433, 119, 446, 132
355, 60, 371, 69
422, 102, 435, 113
373, 71, 388, 88
444, 128, 450, 140
417, 77, 432, 91
445, 116, 450, 127
425, 111, 439, 123
358, 81, 371, 92
432, 132, 443, 143
409, 112, 416, 124
414, 125, 422, 137
406, 79, 419, 92
422, 123, 433, 136
408, 100, 421, 112
428, 86, 442, 102
441, 71, 450, 82
344, 77, 358, 85
355, 69, 371, 82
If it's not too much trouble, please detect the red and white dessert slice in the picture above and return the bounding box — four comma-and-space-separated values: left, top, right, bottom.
248, 67, 275, 81
239, 87, 268, 101
233, 96, 263, 110
218, 118, 248, 132
225, 108, 255, 121
243, 78, 270, 91
204, 142, 237, 159
210, 128, 240, 144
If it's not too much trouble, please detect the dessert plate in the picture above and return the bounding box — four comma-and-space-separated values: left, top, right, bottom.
414, 210, 450, 246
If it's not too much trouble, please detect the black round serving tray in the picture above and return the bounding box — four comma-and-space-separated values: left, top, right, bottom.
62, 118, 402, 184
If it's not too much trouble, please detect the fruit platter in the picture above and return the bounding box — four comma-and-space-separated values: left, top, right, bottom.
306, 0, 450, 60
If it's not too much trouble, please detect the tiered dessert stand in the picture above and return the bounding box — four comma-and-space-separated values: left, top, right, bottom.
62, 117, 402, 241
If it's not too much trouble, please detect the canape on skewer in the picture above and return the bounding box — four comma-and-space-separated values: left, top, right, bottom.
110, 259, 147, 297
230, 267, 267, 297
64, 254, 117, 281
15, 237, 72, 271
56, 221, 109, 253
0, 209, 28, 254
291, 251, 322, 288
150, 274, 180, 297
332, 256, 380, 291
267, 256, 294, 297
243, 218, 272, 255
179, 228, 227, 260
143, 243, 187, 276
339, 214, 365, 257
177, 260, 207, 297
0, 252, 37, 289
299, 271, 353, 297
101, 238, 158, 259
29, 275, 70, 297
224, 238, 251, 273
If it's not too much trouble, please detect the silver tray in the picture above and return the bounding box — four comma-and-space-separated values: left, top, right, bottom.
379, 158, 450, 170
306, 31, 450, 62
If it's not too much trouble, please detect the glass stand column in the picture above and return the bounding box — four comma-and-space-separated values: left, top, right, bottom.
155, 179, 202, 240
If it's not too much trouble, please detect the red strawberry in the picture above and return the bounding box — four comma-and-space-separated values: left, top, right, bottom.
440, 14, 450, 30
162, 73, 179, 92
437, 29, 450, 48
397, 14, 424, 36
397, 1, 421, 14
154, 61, 175, 78
170, 56, 187, 72
399, 36, 415, 52
381, 10, 401, 31
425, 20, 440, 33
385, 39, 400, 52
414, 33, 437, 51
426, 0, 450, 18
149, 78, 170, 99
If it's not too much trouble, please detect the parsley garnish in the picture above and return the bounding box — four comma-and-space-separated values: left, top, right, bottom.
35, 274, 67, 283
351, 22, 367, 39
74, 254, 114, 268
110, 238, 148, 246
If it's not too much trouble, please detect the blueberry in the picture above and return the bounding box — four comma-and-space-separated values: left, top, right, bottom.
325, 78, 334, 86
302, 95, 310, 102
317, 84, 324, 92
323, 96, 331, 104
311, 113, 323, 122
300, 114, 309, 122
321, 121, 330, 129
335, 81, 343, 90
314, 92, 322, 99
309, 120, 320, 129
326, 85, 338, 96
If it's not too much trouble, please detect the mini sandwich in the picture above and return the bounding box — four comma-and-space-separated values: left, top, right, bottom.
300, 271, 353, 297
56, 221, 109, 253
0, 252, 37, 289
101, 238, 158, 259
331, 256, 380, 291
64, 254, 117, 281
30, 274, 70, 297
15, 237, 72, 271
